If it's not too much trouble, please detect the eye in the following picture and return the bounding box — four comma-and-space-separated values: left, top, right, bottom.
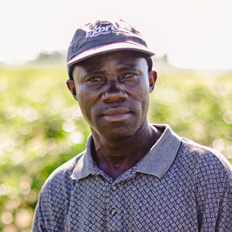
124, 73, 134, 78
121, 73, 137, 81
88, 76, 105, 83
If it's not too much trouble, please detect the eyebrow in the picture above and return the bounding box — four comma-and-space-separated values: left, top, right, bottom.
80, 58, 139, 74
85, 66, 139, 76
117, 60, 138, 69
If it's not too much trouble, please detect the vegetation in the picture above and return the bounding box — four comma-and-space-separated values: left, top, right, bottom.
0, 62, 232, 231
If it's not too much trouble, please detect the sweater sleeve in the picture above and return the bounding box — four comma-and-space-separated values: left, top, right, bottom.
31, 157, 78, 232
194, 150, 232, 231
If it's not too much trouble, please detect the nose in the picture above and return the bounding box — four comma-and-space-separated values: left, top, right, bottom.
101, 79, 128, 103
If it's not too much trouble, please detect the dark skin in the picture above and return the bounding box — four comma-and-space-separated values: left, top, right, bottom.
67, 51, 162, 180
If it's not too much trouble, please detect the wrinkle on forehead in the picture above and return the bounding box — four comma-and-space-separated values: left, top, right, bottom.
75, 50, 148, 73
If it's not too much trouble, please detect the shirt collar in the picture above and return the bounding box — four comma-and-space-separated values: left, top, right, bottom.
71, 124, 182, 180
70, 135, 96, 180
136, 124, 182, 179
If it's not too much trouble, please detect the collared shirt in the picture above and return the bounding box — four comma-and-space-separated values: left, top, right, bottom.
32, 124, 232, 232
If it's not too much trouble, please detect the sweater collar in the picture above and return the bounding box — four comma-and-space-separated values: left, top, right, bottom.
71, 124, 182, 180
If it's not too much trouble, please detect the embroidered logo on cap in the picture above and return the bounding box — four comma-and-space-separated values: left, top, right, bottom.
86, 25, 131, 38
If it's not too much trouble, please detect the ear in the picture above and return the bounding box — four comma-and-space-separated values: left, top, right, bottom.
66, 79, 78, 101
148, 70, 157, 93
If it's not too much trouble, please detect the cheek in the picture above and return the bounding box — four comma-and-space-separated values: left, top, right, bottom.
76, 87, 90, 112
136, 84, 150, 113
78, 96, 91, 115
135, 82, 150, 101
76, 87, 97, 121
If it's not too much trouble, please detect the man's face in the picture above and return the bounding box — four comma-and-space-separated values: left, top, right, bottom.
69, 51, 156, 141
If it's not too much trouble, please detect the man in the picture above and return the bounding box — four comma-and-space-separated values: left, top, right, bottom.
32, 19, 232, 231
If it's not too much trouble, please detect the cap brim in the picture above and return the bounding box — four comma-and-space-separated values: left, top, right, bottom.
67, 41, 155, 66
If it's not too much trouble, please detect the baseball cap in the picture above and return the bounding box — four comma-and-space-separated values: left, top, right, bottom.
67, 19, 155, 79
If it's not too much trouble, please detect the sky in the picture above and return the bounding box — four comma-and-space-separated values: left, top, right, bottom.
1, 0, 232, 70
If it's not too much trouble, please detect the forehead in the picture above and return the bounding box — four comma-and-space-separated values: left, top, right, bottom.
74, 50, 148, 73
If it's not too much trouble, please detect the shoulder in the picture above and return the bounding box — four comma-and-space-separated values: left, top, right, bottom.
32, 152, 85, 230
178, 138, 232, 183
180, 138, 231, 166
40, 152, 84, 195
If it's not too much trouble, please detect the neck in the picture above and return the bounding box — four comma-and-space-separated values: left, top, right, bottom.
91, 121, 162, 180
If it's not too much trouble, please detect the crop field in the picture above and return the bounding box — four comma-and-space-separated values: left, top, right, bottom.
0, 62, 232, 231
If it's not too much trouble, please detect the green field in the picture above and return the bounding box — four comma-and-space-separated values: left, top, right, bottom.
0, 62, 232, 231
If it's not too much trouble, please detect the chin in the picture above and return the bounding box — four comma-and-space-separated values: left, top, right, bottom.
100, 124, 139, 141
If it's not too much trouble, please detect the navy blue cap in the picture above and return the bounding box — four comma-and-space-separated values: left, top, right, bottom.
67, 19, 155, 79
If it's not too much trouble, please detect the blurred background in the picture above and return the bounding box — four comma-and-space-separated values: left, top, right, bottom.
0, 0, 232, 231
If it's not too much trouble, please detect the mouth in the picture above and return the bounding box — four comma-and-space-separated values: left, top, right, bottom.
100, 107, 132, 121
